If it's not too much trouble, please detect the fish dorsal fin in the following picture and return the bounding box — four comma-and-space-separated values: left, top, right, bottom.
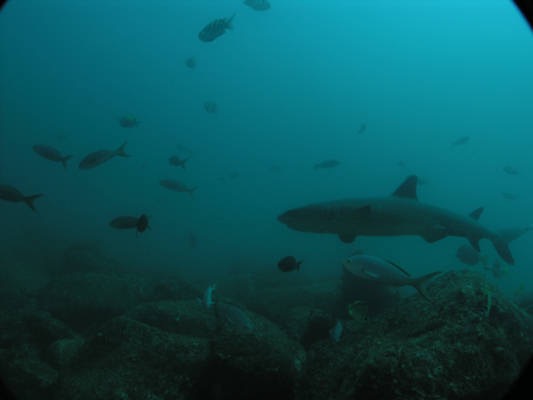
469, 207, 484, 220
392, 175, 418, 200
385, 259, 411, 277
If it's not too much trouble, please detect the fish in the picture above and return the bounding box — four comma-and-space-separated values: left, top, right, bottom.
32, 144, 72, 169
160, 179, 196, 196
329, 319, 343, 342
118, 115, 139, 128
347, 300, 369, 322
277, 256, 302, 272
503, 165, 519, 175
243, 0, 271, 11
357, 123, 367, 134
502, 192, 519, 200
198, 15, 235, 42
204, 101, 218, 114
79, 142, 128, 170
202, 284, 216, 309
450, 136, 470, 148
343, 254, 441, 300
109, 214, 150, 233
168, 155, 188, 169
185, 57, 196, 69
0, 185, 43, 212
215, 302, 254, 333
314, 159, 340, 170
456, 244, 488, 266
278, 175, 515, 265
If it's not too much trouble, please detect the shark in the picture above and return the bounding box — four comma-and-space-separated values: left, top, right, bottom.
277, 175, 514, 265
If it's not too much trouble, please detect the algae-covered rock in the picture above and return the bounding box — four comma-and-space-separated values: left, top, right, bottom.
56, 316, 210, 400
297, 270, 533, 400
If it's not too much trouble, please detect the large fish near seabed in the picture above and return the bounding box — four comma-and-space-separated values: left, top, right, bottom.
278, 175, 515, 265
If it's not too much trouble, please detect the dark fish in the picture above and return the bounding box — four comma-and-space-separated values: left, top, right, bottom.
160, 179, 196, 196
169, 155, 188, 169
204, 101, 218, 114
118, 115, 139, 128
243, 0, 271, 11
32, 144, 72, 169
314, 159, 340, 170
503, 165, 519, 175
0, 184, 43, 212
456, 244, 484, 266
502, 192, 519, 200
198, 15, 235, 42
357, 123, 367, 134
185, 231, 197, 249
110, 214, 150, 233
185, 57, 196, 69
450, 136, 470, 148
79, 142, 128, 170
343, 254, 441, 300
277, 256, 302, 272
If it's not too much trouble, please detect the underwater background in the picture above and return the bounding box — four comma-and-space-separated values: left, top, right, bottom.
1, 1, 533, 399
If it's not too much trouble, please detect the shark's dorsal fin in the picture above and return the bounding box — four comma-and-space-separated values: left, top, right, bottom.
385, 259, 411, 277
392, 175, 418, 200
469, 207, 484, 220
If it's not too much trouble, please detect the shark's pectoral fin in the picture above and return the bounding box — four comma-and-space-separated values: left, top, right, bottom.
339, 233, 357, 243
468, 237, 481, 251
422, 227, 447, 243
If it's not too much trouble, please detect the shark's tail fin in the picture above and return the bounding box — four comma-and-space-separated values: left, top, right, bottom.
410, 271, 441, 301
61, 155, 73, 169
491, 236, 515, 265
115, 141, 128, 158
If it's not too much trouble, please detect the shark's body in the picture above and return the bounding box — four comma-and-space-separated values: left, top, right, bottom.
278, 175, 514, 265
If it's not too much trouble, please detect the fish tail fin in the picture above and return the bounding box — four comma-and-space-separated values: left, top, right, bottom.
227, 13, 236, 29
410, 271, 441, 301
116, 141, 128, 157
491, 236, 515, 265
24, 194, 43, 212
61, 155, 73, 169
297, 260, 303, 271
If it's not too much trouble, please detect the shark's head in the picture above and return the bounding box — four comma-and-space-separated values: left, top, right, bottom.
278, 205, 333, 233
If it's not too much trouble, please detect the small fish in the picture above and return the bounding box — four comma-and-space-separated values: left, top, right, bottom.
348, 300, 368, 322
198, 15, 235, 42
314, 159, 340, 170
450, 136, 470, 148
503, 165, 519, 176
357, 123, 367, 135
202, 284, 216, 309
185, 231, 197, 249
160, 179, 196, 196
343, 254, 441, 300
168, 155, 188, 169
79, 142, 128, 170
185, 57, 196, 69
456, 243, 487, 266
277, 256, 302, 272
32, 144, 72, 169
329, 319, 343, 343
0, 185, 43, 212
118, 115, 139, 128
501, 192, 519, 200
109, 214, 150, 233
204, 101, 218, 114
243, 0, 271, 11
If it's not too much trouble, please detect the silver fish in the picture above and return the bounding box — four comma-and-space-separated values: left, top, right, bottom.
160, 179, 196, 196
110, 214, 150, 233
32, 144, 72, 169
343, 254, 441, 300
314, 159, 340, 170
169, 156, 188, 169
0, 184, 43, 212
79, 142, 128, 170
198, 15, 235, 42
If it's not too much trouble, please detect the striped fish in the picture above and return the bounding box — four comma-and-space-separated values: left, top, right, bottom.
198, 14, 235, 42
